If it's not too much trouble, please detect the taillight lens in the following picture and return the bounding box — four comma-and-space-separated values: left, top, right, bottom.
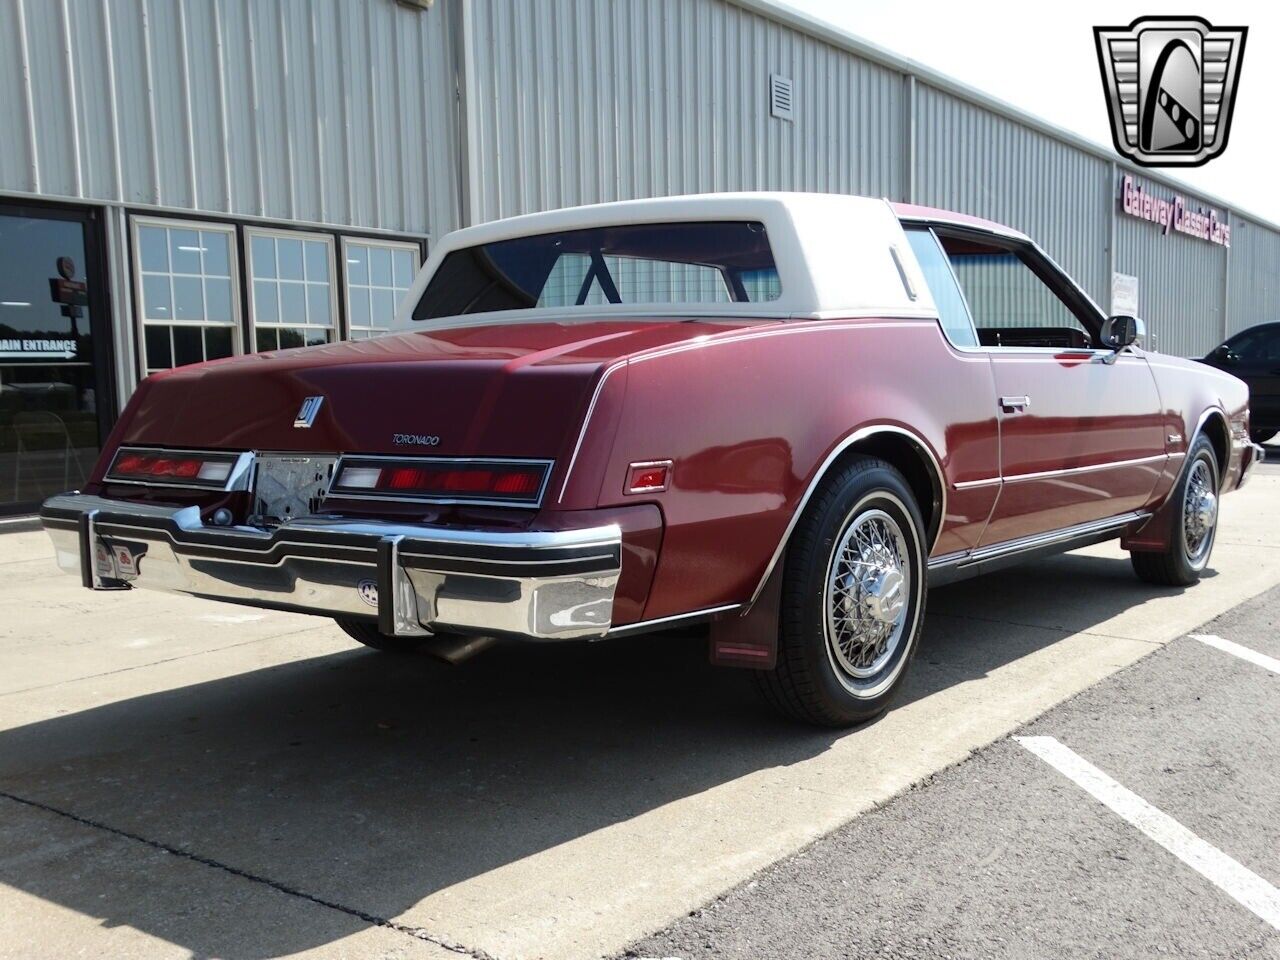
329, 458, 550, 506
106, 448, 239, 488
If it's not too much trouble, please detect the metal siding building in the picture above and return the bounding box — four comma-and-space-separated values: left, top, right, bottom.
0, 0, 1277, 514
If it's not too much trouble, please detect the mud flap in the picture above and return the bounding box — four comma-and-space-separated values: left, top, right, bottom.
709, 558, 782, 670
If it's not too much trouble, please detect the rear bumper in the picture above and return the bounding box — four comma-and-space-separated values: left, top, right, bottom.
40, 494, 621, 640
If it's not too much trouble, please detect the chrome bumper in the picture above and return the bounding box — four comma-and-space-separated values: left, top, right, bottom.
40, 494, 621, 640
1237, 442, 1265, 488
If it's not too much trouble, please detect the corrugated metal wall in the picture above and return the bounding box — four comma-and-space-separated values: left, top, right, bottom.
0, 0, 458, 237
464, 0, 905, 223
913, 85, 1110, 311
1114, 172, 1227, 357
1228, 218, 1280, 338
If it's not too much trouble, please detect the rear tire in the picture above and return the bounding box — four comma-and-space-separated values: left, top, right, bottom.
1251, 429, 1275, 445
754, 456, 927, 727
336, 618, 433, 653
1131, 434, 1219, 587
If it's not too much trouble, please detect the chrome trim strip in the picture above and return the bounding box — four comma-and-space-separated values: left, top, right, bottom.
606, 604, 743, 638
1001, 453, 1168, 484
745, 424, 946, 609
927, 510, 1149, 570
948, 454, 1176, 493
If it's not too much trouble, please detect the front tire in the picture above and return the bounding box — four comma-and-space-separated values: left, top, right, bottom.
1251, 429, 1275, 445
335, 618, 433, 653
755, 456, 927, 727
1131, 435, 1220, 586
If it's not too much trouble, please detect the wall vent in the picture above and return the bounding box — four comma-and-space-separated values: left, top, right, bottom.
769, 74, 794, 121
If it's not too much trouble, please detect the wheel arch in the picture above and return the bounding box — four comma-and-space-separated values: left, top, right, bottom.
746, 424, 945, 608
1195, 406, 1230, 490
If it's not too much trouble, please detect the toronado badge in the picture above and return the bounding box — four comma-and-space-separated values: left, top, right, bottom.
1094, 16, 1247, 167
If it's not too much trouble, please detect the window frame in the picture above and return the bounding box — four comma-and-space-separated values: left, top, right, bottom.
130, 215, 243, 375
244, 226, 339, 352
1226, 324, 1280, 362
340, 236, 422, 339
903, 226, 981, 351
904, 221, 1107, 354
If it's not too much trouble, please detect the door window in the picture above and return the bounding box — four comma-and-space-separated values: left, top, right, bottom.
0, 210, 103, 510
936, 234, 1095, 350
1227, 326, 1280, 361
904, 228, 979, 348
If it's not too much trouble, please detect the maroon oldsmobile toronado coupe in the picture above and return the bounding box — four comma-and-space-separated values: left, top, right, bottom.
41, 194, 1263, 726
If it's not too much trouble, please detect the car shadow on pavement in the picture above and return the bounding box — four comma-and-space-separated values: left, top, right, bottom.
0, 549, 1189, 958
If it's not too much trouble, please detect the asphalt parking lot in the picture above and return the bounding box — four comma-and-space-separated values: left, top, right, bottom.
0, 452, 1277, 960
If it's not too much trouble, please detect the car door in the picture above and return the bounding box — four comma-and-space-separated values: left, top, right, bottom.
934, 230, 1167, 546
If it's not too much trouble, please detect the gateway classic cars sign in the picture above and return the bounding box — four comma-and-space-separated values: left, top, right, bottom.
1120, 175, 1231, 247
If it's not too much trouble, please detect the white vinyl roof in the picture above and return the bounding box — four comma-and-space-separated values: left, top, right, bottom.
399, 192, 940, 329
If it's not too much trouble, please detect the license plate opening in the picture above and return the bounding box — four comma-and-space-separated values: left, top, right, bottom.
249, 454, 339, 528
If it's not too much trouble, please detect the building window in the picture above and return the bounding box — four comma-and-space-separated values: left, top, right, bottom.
247, 228, 337, 351
133, 218, 240, 374
343, 238, 420, 339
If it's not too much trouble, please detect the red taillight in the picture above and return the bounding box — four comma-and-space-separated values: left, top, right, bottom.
107, 448, 237, 487
625, 460, 672, 494
331, 459, 549, 505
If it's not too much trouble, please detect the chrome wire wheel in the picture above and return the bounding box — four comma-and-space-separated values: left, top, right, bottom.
823, 504, 912, 697
1182, 457, 1218, 568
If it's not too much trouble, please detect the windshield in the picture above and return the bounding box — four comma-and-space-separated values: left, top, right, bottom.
412, 220, 781, 321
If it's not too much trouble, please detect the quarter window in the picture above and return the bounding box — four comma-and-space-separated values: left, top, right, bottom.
247, 229, 336, 352
133, 219, 239, 374
903, 229, 978, 349
344, 238, 420, 339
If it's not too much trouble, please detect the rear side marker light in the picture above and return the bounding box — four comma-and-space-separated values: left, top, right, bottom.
329, 458, 551, 506
106, 448, 241, 489
625, 460, 672, 494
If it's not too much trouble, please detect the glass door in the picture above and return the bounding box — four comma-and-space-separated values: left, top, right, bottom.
0, 203, 115, 515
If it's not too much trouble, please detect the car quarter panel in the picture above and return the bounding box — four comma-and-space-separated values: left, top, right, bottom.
1145, 354, 1252, 491
575, 318, 1001, 621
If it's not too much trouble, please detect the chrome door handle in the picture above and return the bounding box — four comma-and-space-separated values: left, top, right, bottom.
1000, 395, 1031, 412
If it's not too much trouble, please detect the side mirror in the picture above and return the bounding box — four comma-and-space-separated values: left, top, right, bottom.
1100, 314, 1143, 351
1211, 343, 1237, 365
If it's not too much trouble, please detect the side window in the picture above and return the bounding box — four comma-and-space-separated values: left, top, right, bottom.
1230, 327, 1280, 361
936, 234, 1094, 350
904, 228, 979, 348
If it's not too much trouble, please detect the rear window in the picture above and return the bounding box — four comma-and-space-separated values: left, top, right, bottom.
412, 221, 781, 320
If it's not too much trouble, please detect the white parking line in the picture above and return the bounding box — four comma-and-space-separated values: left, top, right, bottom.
1016, 735, 1280, 931
1190, 634, 1280, 675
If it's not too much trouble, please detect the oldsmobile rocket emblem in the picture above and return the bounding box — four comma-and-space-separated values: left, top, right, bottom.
293, 396, 324, 428
1094, 17, 1246, 167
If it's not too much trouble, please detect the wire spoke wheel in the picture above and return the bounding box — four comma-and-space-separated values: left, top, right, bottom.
1182, 457, 1217, 565
824, 507, 911, 683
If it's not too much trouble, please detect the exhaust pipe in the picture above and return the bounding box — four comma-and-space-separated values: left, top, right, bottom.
423, 633, 499, 665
